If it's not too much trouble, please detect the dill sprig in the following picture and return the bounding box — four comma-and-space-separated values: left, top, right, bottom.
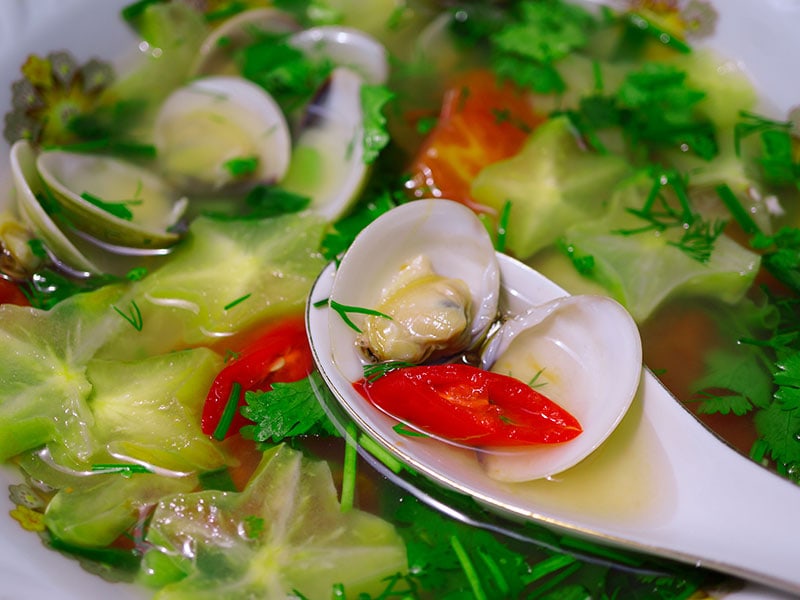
363, 360, 416, 382
615, 168, 726, 263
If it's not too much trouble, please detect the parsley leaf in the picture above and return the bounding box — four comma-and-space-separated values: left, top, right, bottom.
239, 372, 340, 443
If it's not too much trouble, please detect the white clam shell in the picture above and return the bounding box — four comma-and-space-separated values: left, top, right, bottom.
153, 75, 291, 193
478, 293, 642, 482
290, 26, 389, 85
36, 149, 186, 249
327, 199, 500, 381
281, 67, 371, 221
10, 140, 100, 274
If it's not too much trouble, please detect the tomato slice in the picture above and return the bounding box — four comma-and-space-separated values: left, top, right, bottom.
0, 277, 29, 306
406, 69, 543, 212
202, 316, 314, 439
354, 364, 582, 447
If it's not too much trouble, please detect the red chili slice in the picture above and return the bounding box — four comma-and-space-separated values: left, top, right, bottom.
354, 363, 582, 447
201, 316, 314, 439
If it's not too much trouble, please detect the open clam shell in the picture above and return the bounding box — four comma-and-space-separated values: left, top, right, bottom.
281, 67, 372, 221
11, 140, 100, 274
326, 199, 501, 380
153, 75, 292, 194
478, 292, 642, 482
36, 150, 186, 249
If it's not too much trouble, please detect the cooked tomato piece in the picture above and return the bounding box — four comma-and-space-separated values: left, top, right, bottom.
406, 69, 543, 212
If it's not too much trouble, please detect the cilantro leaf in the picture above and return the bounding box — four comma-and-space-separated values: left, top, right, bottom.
491, 0, 593, 64
487, 0, 594, 94
752, 227, 800, 294
239, 372, 339, 443
360, 84, 394, 164
237, 33, 333, 114
690, 349, 772, 416
754, 398, 800, 481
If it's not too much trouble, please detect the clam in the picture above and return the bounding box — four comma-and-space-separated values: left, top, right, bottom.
280, 27, 389, 220
308, 198, 642, 482
190, 8, 301, 77
36, 149, 187, 249
325, 199, 500, 381
280, 67, 373, 221
11, 140, 100, 274
153, 75, 291, 194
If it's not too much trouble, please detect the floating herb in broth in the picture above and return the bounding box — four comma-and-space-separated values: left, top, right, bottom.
0, 0, 798, 598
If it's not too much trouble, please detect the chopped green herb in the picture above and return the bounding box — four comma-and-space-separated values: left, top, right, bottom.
81, 192, 141, 221
715, 183, 761, 235
204, 185, 310, 220
125, 267, 148, 281
624, 12, 691, 54
363, 360, 415, 382
212, 381, 241, 441
224, 293, 251, 311
223, 155, 259, 177
451, 534, 488, 600
361, 84, 394, 164
27, 238, 48, 258
242, 515, 265, 540
495, 200, 512, 252
327, 299, 392, 333
340, 422, 358, 513
112, 300, 143, 331
238, 32, 333, 114
91, 463, 153, 477
392, 423, 429, 438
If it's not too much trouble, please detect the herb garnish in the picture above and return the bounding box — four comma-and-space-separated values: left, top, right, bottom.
324, 299, 392, 333
112, 300, 143, 331
81, 192, 142, 221
91, 463, 153, 476
240, 372, 340, 443
616, 168, 726, 263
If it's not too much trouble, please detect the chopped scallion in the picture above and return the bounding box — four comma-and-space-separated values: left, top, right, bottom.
213, 381, 241, 441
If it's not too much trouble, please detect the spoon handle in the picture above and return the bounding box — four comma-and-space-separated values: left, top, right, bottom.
630, 372, 800, 595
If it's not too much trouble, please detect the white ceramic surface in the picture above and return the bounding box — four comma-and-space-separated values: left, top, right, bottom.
1, 1, 798, 599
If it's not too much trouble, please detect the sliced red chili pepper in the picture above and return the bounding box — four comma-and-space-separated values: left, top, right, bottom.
354, 364, 582, 447
202, 316, 314, 439
0, 277, 29, 306
405, 69, 544, 213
